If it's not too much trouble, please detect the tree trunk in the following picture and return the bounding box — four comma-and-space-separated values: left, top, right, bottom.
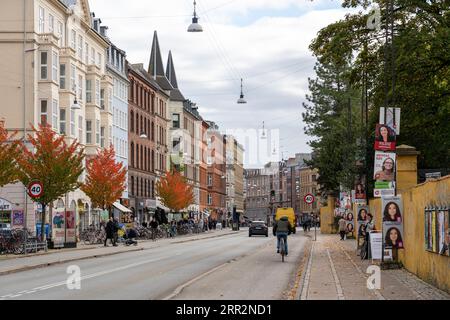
40, 203, 46, 242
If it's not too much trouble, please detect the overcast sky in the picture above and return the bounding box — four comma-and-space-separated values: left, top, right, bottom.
89, 0, 358, 168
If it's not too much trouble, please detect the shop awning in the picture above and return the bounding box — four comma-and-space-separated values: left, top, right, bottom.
156, 199, 170, 212
113, 202, 132, 213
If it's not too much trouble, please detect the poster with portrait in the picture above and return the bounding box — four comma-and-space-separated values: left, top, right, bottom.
382, 196, 403, 223
374, 124, 396, 151
379, 107, 401, 135
339, 192, 352, 209
65, 210, 76, 243
357, 205, 369, 238
353, 181, 367, 204
12, 210, 24, 227
383, 222, 404, 249
374, 152, 396, 182
346, 221, 355, 234
52, 209, 65, 247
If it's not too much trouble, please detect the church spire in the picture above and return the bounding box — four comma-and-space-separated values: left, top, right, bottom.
148, 30, 165, 80
166, 50, 179, 89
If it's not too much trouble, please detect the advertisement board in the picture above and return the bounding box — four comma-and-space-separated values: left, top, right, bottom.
370, 232, 383, 260
65, 210, 76, 243
52, 210, 65, 247
383, 222, 404, 249
12, 210, 24, 227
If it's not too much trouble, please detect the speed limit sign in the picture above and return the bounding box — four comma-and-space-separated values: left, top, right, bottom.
27, 181, 44, 198
304, 193, 315, 205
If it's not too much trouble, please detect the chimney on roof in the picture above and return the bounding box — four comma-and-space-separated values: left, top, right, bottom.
93, 17, 102, 33
100, 26, 109, 38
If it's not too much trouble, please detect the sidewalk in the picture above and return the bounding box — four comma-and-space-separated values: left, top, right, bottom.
299, 231, 450, 300
0, 228, 240, 276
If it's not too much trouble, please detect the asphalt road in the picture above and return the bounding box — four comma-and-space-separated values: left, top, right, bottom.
0, 229, 309, 300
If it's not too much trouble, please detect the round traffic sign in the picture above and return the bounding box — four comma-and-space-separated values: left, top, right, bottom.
28, 181, 44, 198
304, 193, 315, 205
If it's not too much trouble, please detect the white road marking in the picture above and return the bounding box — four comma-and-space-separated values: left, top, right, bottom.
1, 256, 165, 299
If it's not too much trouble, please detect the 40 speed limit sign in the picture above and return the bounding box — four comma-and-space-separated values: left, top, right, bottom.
304, 194, 315, 205
27, 181, 44, 198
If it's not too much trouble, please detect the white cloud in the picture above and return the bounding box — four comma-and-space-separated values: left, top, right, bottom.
89, 0, 356, 166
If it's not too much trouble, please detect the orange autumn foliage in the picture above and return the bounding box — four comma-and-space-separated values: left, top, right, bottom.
156, 170, 194, 212
0, 120, 20, 187
82, 146, 126, 211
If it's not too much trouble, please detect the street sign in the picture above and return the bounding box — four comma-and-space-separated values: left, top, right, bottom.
304, 194, 315, 205
27, 181, 43, 198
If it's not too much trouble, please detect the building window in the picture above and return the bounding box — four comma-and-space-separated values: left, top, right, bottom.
71, 30, 76, 50
85, 42, 89, 65
208, 194, 212, 205
52, 100, 58, 131
91, 48, 95, 65
151, 181, 155, 198
208, 174, 213, 186
151, 122, 154, 141
59, 64, 66, 89
78, 35, 83, 59
38, 7, 45, 33
172, 114, 180, 128
78, 116, 83, 143
131, 176, 134, 196
57, 21, 63, 46
49, 14, 54, 33
97, 52, 101, 67
71, 64, 76, 92
60, 109, 66, 135
131, 142, 134, 167
40, 100, 48, 125
40, 51, 48, 80
86, 120, 92, 144
95, 80, 100, 106
52, 52, 58, 81
78, 75, 83, 101
100, 89, 105, 109
86, 79, 92, 103
108, 88, 113, 112
70, 110, 75, 136
96, 120, 100, 145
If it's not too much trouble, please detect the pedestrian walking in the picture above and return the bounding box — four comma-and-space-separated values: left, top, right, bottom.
104, 217, 115, 247
338, 216, 347, 240
150, 218, 158, 241
113, 217, 119, 246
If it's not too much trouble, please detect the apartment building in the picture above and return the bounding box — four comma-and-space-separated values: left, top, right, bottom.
0, 0, 112, 232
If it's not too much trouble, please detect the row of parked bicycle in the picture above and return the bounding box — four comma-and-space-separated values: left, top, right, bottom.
80, 223, 206, 245
0, 229, 37, 255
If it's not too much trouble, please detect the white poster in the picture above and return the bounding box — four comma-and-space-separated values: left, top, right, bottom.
379, 107, 401, 135
370, 232, 383, 260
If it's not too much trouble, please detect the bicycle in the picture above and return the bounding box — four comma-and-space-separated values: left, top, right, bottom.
279, 236, 286, 262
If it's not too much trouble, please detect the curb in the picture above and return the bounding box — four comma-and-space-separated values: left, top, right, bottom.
0, 230, 241, 276
297, 237, 314, 300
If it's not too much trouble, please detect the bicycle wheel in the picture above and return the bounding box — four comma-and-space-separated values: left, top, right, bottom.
280, 238, 285, 262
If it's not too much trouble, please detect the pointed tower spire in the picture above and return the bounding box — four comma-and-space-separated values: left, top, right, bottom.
166, 51, 179, 89
148, 31, 165, 80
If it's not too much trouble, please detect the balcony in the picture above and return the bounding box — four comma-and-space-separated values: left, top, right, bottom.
87, 64, 102, 76
59, 47, 77, 60
37, 33, 60, 47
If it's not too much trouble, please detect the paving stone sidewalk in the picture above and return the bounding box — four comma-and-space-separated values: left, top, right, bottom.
299, 232, 450, 300
0, 228, 240, 275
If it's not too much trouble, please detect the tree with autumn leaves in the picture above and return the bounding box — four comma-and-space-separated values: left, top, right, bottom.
16, 124, 85, 240
81, 146, 126, 217
0, 120, 21, 187
156, 170, 194, 212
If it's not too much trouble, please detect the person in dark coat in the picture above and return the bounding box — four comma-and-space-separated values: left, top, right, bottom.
104, 217, 115, 247
112, 217, 119, 246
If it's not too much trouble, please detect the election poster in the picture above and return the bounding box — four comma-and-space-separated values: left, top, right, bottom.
374, 124, 396, 151
374, 152, 396, 182
379, 107, 401, 135
383, 222, 404, 249
382, 196, 403, 223
65, 210, 76, 244
52, 209, 65, 248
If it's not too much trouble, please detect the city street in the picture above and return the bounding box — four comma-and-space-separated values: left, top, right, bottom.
0, 229, 308, 300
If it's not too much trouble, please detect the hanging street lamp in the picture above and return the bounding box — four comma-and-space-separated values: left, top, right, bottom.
188, 1, 203, 32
